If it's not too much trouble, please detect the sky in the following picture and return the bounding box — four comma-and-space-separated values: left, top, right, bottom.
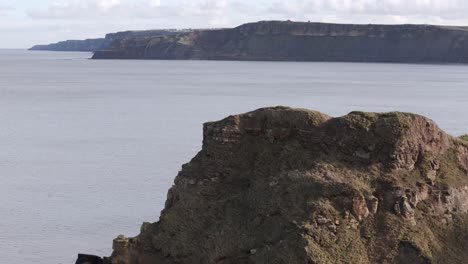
2, 0, 468, 48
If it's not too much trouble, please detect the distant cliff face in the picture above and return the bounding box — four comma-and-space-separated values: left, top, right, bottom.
29, 30, 189, 52
30, 39, 106, 52
91, 107, 468, 264
92, 21, 468, 63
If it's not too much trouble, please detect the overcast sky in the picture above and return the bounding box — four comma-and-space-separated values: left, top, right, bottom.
2, 0, 468, 48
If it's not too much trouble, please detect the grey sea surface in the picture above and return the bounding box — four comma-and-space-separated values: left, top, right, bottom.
0, 49, 467, 264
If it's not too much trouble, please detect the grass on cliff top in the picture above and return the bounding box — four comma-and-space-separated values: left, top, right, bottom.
254, 106, 331, 126
344, 111, 412, 136
348, 111, 418, 118
265, 106, 326, 116
455, 135, 468, 148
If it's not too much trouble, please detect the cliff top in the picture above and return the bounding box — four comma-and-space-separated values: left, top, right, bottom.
239, 20, 468, 29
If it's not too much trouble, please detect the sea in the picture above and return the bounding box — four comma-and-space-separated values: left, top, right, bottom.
0, 49, 467, 263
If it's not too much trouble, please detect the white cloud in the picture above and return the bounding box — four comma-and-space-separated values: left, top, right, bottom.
97, 0, 121, 10
0, 2, 13, 13
150, 0, 161, 7
177, 0, 233, 26
19, 0, 468, 25
26, 0, 165, 20
26, 0, 251, 27
27, 0, 254, 28
269, 0, 468, 22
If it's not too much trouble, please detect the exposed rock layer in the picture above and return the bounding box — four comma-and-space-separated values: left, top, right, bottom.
92, 21, 468, 63
101, 107, 468, 264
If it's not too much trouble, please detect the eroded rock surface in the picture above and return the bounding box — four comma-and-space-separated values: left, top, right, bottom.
101, 107, 468, 264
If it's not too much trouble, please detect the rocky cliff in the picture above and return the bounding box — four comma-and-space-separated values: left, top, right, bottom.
85, 107, 468, 264
92, 21, 468, 63
29, 30, 189, 52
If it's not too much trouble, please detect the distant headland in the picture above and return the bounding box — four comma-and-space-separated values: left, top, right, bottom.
29, 29, 192, 52
31, 20, 468, 63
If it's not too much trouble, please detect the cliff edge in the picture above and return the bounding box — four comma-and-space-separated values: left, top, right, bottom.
92, 107, 468, 264
92, 21, 468, 63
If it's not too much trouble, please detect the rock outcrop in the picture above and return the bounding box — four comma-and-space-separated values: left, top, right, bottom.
97, 107, 468, 264
92, 20, 468, 63
75, 254, 103, 264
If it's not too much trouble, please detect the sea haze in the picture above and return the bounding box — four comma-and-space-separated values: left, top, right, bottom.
1, 50, 467, 264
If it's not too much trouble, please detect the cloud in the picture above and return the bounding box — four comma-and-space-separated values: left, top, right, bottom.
27, 0, 242, 23
0, 2, 13, 13
23, 0, 468, 30
178, 0, 234, 26
97, 0, 121, 10
268, 0, 468, 22
150, 0, 161, 7
27, 0, 163, 20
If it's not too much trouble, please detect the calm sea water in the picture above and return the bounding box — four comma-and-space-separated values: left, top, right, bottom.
1, 50, 467, 263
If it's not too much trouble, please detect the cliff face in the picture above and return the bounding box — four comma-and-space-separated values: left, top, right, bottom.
92, 21, 468, 63
29, 30, 189, 52
98, 107, 468, 264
